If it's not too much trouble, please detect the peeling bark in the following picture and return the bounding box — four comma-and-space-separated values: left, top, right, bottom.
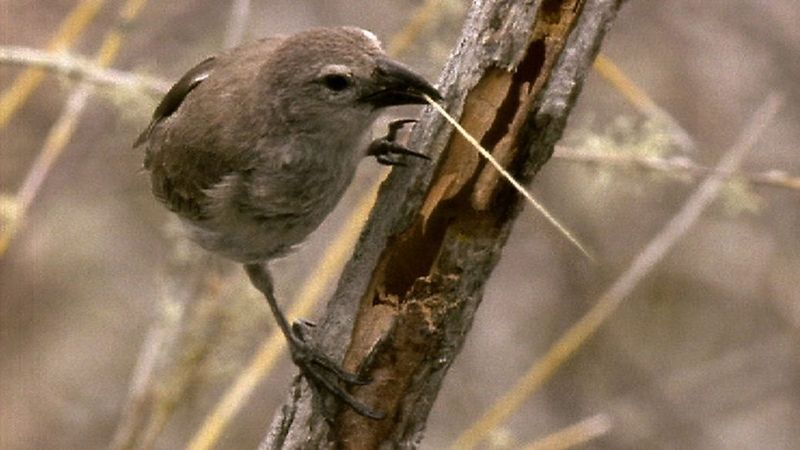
261, 1, 624, 448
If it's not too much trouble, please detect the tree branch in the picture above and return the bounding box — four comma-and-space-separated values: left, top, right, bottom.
554, 145, 800, 191
0, 45, 170, 97
261, 1, 624, 448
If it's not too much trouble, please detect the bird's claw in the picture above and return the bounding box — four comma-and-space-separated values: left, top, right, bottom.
288, 324, 384, 420
368, 118, 429, 166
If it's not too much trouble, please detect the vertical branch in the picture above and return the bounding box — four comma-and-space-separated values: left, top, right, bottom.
224, 0, 251, 48
262, 0, 625, 448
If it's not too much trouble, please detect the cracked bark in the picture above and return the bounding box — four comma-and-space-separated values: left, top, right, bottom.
261, 0, 624, 448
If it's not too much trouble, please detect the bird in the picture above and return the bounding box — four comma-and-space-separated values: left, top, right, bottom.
134, 26, 441, 419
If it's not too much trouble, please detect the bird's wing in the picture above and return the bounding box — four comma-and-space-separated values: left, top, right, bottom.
137, 38, 284, 222
135, 56, 221, 220
134, 55, 217, 148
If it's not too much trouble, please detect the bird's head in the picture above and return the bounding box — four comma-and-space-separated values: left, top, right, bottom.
260, 27, 441, 137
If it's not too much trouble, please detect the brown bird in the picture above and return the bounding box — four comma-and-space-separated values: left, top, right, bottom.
135, 26, 440, 418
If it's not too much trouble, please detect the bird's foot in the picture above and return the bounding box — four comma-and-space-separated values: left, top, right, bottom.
368, 118, 429, 166
288, 321, 385, 420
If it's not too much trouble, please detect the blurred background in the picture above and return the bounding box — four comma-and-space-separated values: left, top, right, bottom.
1, 0, 798, 449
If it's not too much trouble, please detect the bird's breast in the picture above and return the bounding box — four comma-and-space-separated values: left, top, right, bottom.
192, 141, 362, 262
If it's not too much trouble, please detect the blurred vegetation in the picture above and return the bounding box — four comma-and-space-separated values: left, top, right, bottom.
1, 1, 798, 449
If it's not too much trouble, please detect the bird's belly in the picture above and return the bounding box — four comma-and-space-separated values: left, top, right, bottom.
182, 212, 317, 263
184, 165, 354, 263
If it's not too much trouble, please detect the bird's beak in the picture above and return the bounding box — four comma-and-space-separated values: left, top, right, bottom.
359, 58, 442, 108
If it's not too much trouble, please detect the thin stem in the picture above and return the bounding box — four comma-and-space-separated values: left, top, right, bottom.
0, 45, 170, 97
0, 0, 105, 129
554, 146, 800, 191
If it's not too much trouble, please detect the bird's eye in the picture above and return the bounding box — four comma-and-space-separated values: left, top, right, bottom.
322, 74, 352, 92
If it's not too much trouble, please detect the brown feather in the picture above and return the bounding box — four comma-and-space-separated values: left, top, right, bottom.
136, 38, 284, 221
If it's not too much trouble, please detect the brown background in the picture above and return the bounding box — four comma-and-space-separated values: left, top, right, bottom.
1, 1, 798, 448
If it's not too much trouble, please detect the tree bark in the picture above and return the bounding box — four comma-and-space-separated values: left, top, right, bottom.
261, 0, 624, 448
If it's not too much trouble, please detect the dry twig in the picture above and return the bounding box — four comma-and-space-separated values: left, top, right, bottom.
0, 45, 170, 97
554, 145, 800, 191
0, 0, 105, 129
521, 414, 612, 450
0, 0, 150, 256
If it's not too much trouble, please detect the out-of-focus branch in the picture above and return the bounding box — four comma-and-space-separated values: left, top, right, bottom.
0, 0, 105, 129
385, 0, 443, 57
110, 250, 239, 450
108, 296, 181, 450
223, 0, 251, 48
521, 414, 612, 450
0, 45, 170, 97
554, 145, 800, 191
0, 0, 151, 257
593, 54, 695, 153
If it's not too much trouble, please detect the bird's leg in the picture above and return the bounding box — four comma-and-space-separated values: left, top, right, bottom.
243, 263, 384, 420
368, 118, 430, 166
